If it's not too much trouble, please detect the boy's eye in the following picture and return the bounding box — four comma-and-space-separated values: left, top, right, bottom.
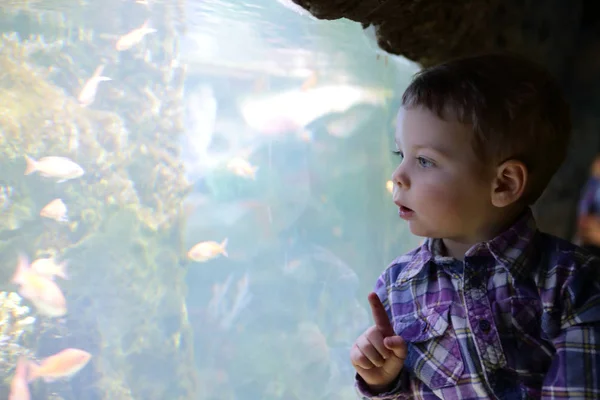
392, 150, 403, 159
417, 157, 434, 168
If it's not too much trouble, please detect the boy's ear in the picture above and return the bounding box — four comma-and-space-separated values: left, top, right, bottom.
491, 160, 528, 208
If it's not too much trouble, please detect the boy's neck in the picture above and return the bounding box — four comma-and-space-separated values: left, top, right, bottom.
439, 206, 528, 261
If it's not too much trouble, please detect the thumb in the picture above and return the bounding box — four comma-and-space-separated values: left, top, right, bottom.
384, 336, 407, 359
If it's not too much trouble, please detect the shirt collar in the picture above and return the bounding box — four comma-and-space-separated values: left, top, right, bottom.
467, 207, 537, 279
396, 207, 538, 284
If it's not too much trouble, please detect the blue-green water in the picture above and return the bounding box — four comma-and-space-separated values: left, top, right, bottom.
0, 0, 420, 398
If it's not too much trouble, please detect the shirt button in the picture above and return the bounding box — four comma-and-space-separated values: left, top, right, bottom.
479, 319, 491, 333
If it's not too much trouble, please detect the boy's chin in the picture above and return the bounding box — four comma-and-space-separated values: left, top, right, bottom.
407, 222, 434, 238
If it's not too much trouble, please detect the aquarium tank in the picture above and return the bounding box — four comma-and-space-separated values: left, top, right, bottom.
0, 0, 421, 398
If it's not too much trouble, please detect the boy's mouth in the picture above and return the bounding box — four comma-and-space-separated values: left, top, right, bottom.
394, 200, 411, 211
396, 204, 415, 219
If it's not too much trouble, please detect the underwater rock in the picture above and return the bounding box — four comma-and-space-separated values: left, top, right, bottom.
290, 0, 580, 73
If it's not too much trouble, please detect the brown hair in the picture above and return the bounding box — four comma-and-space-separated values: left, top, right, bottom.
401, 52, 571, 205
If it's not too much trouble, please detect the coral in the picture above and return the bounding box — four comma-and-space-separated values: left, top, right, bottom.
0, 291, 35, 381
0, 0, 197, 398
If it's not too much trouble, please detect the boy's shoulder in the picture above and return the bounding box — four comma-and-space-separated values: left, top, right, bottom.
381, 243, 428, 285
529, 231, 600, 334
387, 243, 424, 267
533, 232, 600, 304
381, 232, 600, 291
534, 231, 600, 278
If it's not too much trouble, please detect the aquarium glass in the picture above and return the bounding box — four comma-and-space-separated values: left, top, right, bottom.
0, 0, 420, 398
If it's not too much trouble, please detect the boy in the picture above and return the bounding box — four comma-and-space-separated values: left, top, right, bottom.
351, 53, 600, 399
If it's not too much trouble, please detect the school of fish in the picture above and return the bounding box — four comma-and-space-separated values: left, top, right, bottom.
7, 13, 161, 400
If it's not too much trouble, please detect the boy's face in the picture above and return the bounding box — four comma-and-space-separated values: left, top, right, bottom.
392, 106, 497, 242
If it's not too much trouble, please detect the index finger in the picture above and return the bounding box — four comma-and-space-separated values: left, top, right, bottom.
368, 292, 394, 337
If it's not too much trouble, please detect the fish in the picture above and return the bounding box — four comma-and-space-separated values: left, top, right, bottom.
9, 357, 30, 400
39, 198, 68, 222
239, 84, 392, 136
27, 348, 92, 383
30, 257, 69, 280
11, 255, 67, 317
77, 65, 111, 107
187, 238, 228, 262
115, 20, 157, 51
15, 316, 36, 327
226, 157, 258, 179
24, 155, 84, 182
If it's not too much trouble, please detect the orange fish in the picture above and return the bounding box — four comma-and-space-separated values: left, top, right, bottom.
187, 238, 228, 262
226, 157, 258, 179
30, 257, 69, 280
115, 20, 157, 51
12, 255, 67, 317
77, 65, 111, 107
9, 357, 30, 400
28, 348, 92, 383
24, 155, 84, 182
40, 198, 68, 222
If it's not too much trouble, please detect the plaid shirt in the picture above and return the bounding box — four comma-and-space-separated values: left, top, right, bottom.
356, 208, 600, 399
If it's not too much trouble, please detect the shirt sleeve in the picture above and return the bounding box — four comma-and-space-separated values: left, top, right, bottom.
354, 266, 414, 399
355, 370, 413, 400
541, 256, 600, 399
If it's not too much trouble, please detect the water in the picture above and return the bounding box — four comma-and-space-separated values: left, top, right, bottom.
0, 0, 421, 398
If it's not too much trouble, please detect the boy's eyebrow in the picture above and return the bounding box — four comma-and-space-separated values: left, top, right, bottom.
417, 144, 450, 156
399, 144, 451, 158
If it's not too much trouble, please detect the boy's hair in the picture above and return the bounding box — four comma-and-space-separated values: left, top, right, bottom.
401, 52, 571, 205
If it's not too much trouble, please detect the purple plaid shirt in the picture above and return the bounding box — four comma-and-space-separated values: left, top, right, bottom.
356, 208, 600, 399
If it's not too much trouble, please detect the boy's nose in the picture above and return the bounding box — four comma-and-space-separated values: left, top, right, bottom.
391, 167, 409, 189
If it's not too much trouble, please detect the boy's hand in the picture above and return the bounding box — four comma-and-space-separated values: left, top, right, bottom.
351, 292, 407, 391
